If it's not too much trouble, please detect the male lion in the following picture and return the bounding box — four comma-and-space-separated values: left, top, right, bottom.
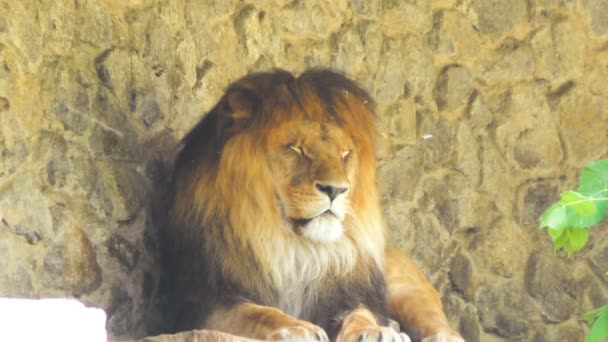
165, 69, 464, 342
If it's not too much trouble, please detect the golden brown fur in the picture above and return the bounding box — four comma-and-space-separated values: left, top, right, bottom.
165, 69, 462, 342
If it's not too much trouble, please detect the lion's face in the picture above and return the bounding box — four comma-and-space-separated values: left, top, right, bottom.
267, 120, 358, 243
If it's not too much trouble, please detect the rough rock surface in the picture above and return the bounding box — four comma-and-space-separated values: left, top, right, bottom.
140, 330, 263, 342
0, 1, 606, 341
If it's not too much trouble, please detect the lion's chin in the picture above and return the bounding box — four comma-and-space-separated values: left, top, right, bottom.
298, 212, 344, 243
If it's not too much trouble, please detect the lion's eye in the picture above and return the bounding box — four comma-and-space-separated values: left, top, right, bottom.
289, 145, 303, 155
341, 149, 351, 160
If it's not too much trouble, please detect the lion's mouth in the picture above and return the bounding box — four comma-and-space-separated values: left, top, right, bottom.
291, 217, 313, 226
290, 210, 344, 243
291, 211, 336, 227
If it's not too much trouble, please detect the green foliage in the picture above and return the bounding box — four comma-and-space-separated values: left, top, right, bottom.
545, 227, 589, 256
583, 304, 608, 342
540, 159, 608, 256
539, 159, 608, 342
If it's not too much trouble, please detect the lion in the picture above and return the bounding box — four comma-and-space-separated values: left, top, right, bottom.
165, 69, 464, 342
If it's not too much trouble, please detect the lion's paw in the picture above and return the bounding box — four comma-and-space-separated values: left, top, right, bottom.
267, 323, 329, 342
421, 332, 465, 342
348, 326, 411, 342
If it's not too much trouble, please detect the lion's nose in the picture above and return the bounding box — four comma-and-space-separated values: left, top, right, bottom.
315, 182, 348, 201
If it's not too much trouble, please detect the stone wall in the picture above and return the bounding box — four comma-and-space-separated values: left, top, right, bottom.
0, 0, 607, 341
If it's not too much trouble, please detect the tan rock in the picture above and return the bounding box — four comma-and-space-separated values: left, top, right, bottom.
581, 0, 608, 37
470, 0, 527, 36
496, 84, 563, 170
431, 10, 481, 61
333, 23, 383, 77
471, 219, 534, 278
456, 122, 480, 184
382, 98, 417, 146
275, 1, 347, 39
531, 20, 585, 80
434, 65, 473, 113
350, 0, 380, 17
377, 146, 423, 203
63, 227, 102, 295
477, 41, 535, 84
0, 175, 53, 244
381, 0, 432, 36
555, 86, 608, 166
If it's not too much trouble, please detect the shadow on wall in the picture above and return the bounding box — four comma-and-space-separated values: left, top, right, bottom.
84, 123, 181, 338
0, 101, 181, 339
140, 131, 179, 337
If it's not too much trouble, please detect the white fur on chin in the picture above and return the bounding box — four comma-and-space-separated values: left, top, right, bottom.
301, 214, 344, 243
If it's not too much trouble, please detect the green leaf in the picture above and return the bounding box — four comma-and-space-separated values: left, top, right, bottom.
578, 159, 608, 223
546, 227, 564, 242
548, 227, 567, 253
566, 228, 590, 256
546, 227, 589, 256
560, 191, 597, 216
578, 159, 608, 196
541, 203, 570, 230
583, 304, 608, 325
585, 305, 608, 342
540, 201, 594, 230
539, 159, 608, 257
540, 192, 605, 231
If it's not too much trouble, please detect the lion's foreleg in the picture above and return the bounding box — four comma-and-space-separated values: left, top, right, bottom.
205, 301, 329, 341
385, 248, 464, 341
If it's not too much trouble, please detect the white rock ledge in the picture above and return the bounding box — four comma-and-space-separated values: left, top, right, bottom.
0, 298, 107, 342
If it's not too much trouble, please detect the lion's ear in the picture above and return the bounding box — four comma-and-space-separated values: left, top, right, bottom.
216, 87, 259, 141
177, 86, 261, 165
227, 88, 256, 113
